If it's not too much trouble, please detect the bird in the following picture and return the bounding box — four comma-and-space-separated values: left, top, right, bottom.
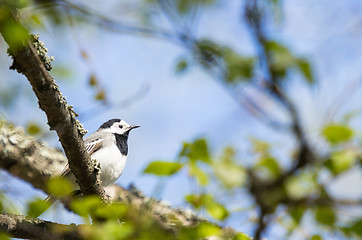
60, 118, 140, 187
38, 119, 140, 217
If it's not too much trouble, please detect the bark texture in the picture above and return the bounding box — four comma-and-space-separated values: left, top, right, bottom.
0, 121, 205, 227
0, 12, 106, 200
0, 213, 82, 240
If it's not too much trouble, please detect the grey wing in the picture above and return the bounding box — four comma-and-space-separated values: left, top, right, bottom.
84, 137, 104, 156
59, 137, 104, 178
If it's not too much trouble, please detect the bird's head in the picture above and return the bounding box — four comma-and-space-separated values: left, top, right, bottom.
98, 119, 140, 136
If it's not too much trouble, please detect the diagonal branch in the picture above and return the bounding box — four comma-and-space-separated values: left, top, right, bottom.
0, 8, 106, 201
0, 213, 82, 240
0, 121, 209, 229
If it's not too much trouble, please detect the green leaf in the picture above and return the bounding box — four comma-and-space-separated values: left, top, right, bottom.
232, 233, 251, 240
102, 221, 134, 239
213, 148, 246, 188
325, 150, 357, 175
185, 194, 205, 209
176, 58, 189, 74
322, 124, 353, 144
94, 202, 127, 220
179, 138, 210, 163
89, 74, 98, 86
0, 233, 11, 240
289, 206, 306, 224
250, 138, 270, 155
26, 122, 42, 135
314, 207, 336, 226
71, 196, 102, 218
311, 235, 322, 240
180, 222, 220, 240
0, 14, 29, 50
95, 89, 106, 102
285, 172, 318, 199
265, 40, 295, 79
26, 198, 51, 218
175, 0, 215, 14
143, 161, 183, 176
224, 49, 255, 84
296, 59, 314, 84
351, 219, 362, 236
189, 163, 208, 186
205, 199, 229, 221
255, 156, 281, 179
195, 40, 223, 68
47, 177, 73, 198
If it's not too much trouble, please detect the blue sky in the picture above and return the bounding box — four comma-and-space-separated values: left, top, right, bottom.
1, 0, 362, 239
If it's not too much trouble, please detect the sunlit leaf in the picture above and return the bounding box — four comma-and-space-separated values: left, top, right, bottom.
255, 156, 281, 179
94, 202, 127, 220
71, 196, 102, 217
285, 172, 318, 199
179, 138, 210, 163
296, 59, 314, 84
89, 74, 98, 86
224, 49, 255, 84
185, 194, 205, 209
311, 235, 322, 240
265, 41, 295, 79
213, 148, 246, 189
195, 40, 223, 68
289, 206, 306, 224
314, 207, 336, 226
47, 177, 73, 198
250, 138, 270, 155
325, 150, 357, 175
205, 199, 229, 221
351, 219, 362, 236
189, 163, 208, 186
102, 221, 134, 240
143, 161, 183, 176
179, 222, 220, 240
175, 0, 215, 15
95, 89, 106, 102
323, 124, 353, 144
0, 19, 28, 50
176, 58, 189, 74
0, 232, 11, 240
51, 65, 74, 79
26, 122, 42, 135
26, 198, 51, 218
232, 233, 252, 240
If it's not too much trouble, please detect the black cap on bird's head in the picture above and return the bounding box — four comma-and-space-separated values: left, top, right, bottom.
99, 119, 122, 129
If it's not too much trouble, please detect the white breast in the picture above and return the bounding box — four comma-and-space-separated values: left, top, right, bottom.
91, 144, 127, 187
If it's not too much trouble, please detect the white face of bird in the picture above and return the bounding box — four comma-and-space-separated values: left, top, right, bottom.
99, 119, 140, 135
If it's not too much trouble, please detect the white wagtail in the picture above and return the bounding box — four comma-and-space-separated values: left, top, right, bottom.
40, 119, 139, 215
60, 118, 140, 188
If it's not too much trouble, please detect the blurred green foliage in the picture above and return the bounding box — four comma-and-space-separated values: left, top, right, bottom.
322, 123, 353, 144
26, 198, 51, 218
25, 122, 42, 135
143, 161, 183, 176
47, 177, 73, 198
264, 41, 315, 83
0, 0, 360, 239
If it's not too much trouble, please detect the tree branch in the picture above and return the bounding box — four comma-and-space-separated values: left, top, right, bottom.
0, 9, 106, 200
0, 213, 82, 240
0, 121, 217, 230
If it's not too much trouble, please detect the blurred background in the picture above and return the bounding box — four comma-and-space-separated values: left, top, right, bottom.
1, 0, 362, 239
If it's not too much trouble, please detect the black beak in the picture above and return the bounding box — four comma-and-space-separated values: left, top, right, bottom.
130, 125, 140, 130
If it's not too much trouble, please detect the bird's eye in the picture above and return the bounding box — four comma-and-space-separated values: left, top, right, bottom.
119, 125, 123, 129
